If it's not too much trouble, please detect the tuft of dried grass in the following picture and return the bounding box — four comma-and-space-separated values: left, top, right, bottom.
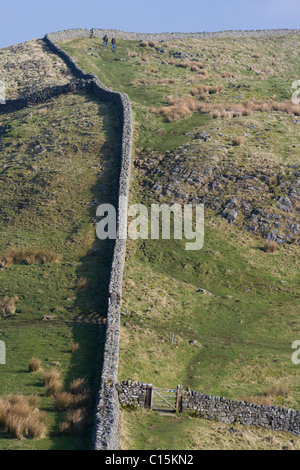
221, 71, 237, 78
45, 379, 63, 397
249, 395, 273, 406
153, 92, 300, 122
0, 247, 62, 267
59, 420, 71, 434
0, 295, 19, 316
127, 50, 138, 58
232, 136, 245, 146
59, 408, 87, 435
73, 390, 91, 407
43, 368, 61, 387
75, 277, 88, 290
28, 357, 42, 373
176, 61, 190, 69
190, 84, 222, 97
69, 378, 87, 395
130, 78, 176, 86
43, 368, 63, 396
53, 392, 74, 411
0, 395, 46, 440
263, 240, 278, 254
71, 342, 80, 353
267, 382, 289, 398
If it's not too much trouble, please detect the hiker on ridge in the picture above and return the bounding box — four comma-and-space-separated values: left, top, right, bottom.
103, 34, 108, 46
111, 37, 116, 51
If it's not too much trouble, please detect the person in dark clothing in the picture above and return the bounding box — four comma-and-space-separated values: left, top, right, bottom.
103, 34, 108, 46
111, 37, 116, 51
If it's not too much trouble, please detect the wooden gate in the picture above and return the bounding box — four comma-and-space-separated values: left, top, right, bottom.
151, 388, 178, 413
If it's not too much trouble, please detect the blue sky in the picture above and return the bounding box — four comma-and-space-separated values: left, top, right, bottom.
1, 0, 300, 48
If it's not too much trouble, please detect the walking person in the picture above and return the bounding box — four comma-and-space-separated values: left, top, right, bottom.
103, 34, 108, 47
111, 37, 116, 51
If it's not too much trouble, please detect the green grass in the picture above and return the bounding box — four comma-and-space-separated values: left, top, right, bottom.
0, 323, 103, 450
120, 408, 300, 450
0, 91, 121, 449
37, 34, 300, 450
120, 223, 299, 406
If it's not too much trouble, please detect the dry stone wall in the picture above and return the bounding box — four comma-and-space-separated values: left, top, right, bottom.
117, 381, 152, 409
0, 79, 89, 115
44, 31, 132, 451
182, 390, 300, 435
45, 27, 300, 47
0, 30, 132, 450
117, 381, 300, 436
91, 27, 300, 41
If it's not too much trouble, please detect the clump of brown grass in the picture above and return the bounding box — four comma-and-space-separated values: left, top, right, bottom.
221, 71, 237, 78
27, 395, 40, 408
267, 382, 289, 398
73, 390, 91, 407
69, 378, 87, 395
43, 368, 63, 396
45, 379, 63, 396
148, 41, 156, 48
176, 61, 190, 69
155, 95, 197, 122
36, 107, 48, 115
130, 78, 177, 86
130, 78, 140, 86
75, 277, 88, 290
232, 136, 245, 146
0, 295, 19, 316
28, 357, 42, 373
249, 395, 273, 406
190, 84, 223, 98
263, 240, 278, 254
71, 342, 80, 353
69, 378, 92, 407
185, 72, 208, 83
43, 368, 61, 386
212, 111, 221, 119
59, 408, 87, 436
139, 41, 149, 47
0, 395, 46, 440
153, 92, 300, 122
150, 67, 158, 73
0, 247, 62, 267
127, 50, 138, 58
53, 392, 74, 411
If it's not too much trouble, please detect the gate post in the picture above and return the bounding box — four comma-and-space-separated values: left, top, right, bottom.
146, 384, 153, 409
176, 385, 182, 413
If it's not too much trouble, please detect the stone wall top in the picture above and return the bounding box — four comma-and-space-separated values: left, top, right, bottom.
45, 27, 300, 45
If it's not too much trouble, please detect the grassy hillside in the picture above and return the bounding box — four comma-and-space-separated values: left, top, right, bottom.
120, 408, 300, 450
0, 91, 121, 449
59, 35, 300, 450
0, 39, 73, 99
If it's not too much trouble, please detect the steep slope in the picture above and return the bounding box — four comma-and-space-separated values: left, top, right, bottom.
0, 48, 121, 449
59, 33, 300, 449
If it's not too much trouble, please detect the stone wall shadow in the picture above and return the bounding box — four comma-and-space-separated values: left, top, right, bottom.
49, 98, 121, 449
